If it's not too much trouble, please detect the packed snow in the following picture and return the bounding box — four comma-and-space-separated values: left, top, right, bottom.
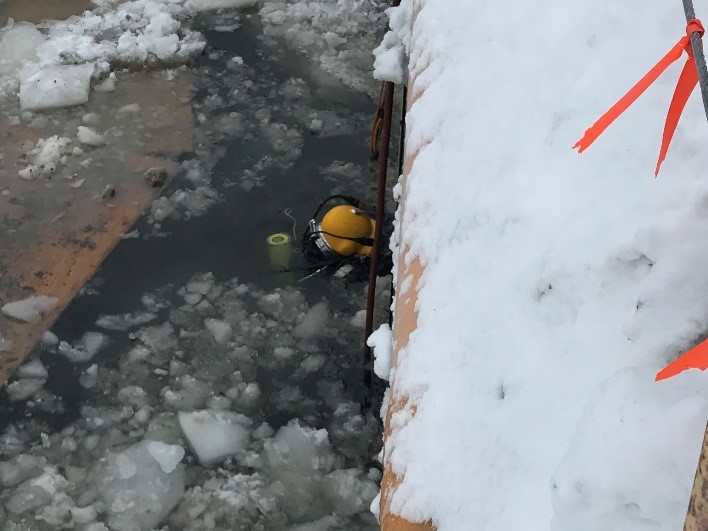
378, 0, 708, 530
366, 323, 391, 381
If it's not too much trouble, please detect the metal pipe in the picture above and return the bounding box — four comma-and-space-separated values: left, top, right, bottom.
682, 0, 708, 121
364, 80, 395, 389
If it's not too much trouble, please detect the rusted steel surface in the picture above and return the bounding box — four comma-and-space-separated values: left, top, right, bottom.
0, 70, 192, 385
684, 423, 708, 531
380, 93, 435, 531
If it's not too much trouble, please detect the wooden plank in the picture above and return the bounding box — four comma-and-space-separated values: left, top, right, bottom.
684, 423, 708, 531
0, 70, 192, 385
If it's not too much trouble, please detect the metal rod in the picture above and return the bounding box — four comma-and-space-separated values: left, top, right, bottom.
364, 81, 395, 389
363, 0, 402, 392
682, 0, 708, 122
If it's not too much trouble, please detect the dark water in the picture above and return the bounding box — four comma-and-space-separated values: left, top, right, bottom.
0, 14, 388, 432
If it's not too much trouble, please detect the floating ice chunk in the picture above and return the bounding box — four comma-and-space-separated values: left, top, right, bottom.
186, 0, 258, 11
82, 112, 99, 125
41, 330, 59, 346
300, 354, 325, 372
150, 196, 176, 222
0, 22, 44, 75
29, 135, 71, 176
6, 467, 69, 515
204, 318, 232, 344
350, 309, 366, 328
163, 375, 210, 410
321, 469, 379, 516
16, 359, 48, 379
0, 454, 47, 488
95, 311, 156, 331
2, 295, 58, 322
118, 103, 140, 113
79, 363, 99, 388
171, 472, 285, 529
58, 331, 107, 363
263, 419, 337, 520
367, 323, 392, 381
91, 439, 185, 531
7, 378, 46, 401
117, 385, 148, 407
273, 346, 294, 361
135, 322, 177, 353
178, 409, 252, 466
20, 64, 94, 110
71, 505, 98, 524
293, 301, 330, 339
286, 515, 342, 531
77, 126, 105, 146
94, 72, 116, 92
146, 441, 184, 474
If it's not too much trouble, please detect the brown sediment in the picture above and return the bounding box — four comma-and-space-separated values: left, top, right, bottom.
0, 0, 92, 25
0, 71, 193, 385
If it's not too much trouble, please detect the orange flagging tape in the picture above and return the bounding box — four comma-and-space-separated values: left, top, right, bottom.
574, 19, 705, 176
656, 339, 708, 381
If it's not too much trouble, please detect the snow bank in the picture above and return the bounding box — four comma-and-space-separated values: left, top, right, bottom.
382, 0, 708, 529
372, 1, 412, 84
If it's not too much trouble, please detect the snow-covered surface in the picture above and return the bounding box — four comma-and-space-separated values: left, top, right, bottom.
382, 0, 708, 529
367, 323, 391, 381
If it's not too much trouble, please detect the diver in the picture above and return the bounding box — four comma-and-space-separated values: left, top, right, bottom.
298, 195, 392, 282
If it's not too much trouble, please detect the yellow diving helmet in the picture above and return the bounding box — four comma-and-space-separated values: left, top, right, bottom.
304, 196, 376, 259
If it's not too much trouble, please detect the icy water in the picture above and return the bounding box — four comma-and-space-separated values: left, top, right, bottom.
0, 8, 390, 530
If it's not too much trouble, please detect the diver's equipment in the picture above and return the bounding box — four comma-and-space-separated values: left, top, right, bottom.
302, 195, 376, 262
266, 232, 293, 270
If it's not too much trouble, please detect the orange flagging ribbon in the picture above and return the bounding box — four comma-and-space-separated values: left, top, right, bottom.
574, 19, 705, 176
656, 339, 708, 381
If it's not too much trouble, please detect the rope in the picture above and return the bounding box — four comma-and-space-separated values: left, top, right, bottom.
682, 0, 708, 122
280, 207, 297, 239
